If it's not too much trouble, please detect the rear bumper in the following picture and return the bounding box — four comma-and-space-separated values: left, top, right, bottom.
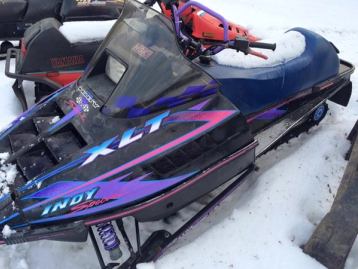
328, 59, 355, 107
5, 48, 61, 111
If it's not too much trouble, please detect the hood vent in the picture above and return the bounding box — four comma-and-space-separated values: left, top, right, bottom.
45, 125, 87, 162
16, 142, 57, 180
149, 134, 218, 176
7, 102, 87, 181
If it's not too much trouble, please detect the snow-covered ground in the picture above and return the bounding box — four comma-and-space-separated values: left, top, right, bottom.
0, 0, 358, 268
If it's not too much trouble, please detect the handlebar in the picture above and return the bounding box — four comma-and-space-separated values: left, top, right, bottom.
146, 0, 276, 61
249, 42, 276, 51
228, 37, 276, 52
226, 37, 276, 60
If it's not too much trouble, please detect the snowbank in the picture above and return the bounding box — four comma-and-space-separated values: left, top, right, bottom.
60, 20, 116, 43
213, 31, 306, 68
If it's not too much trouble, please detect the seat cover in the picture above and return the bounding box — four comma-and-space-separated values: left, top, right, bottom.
0, 0, 28, 22
201, 28, 340, 115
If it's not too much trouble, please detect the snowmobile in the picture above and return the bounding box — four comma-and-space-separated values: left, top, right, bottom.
2, 0, 125, 111
0, 0, 354, 268
5, 0, 257, 111
0, 0, 124, 54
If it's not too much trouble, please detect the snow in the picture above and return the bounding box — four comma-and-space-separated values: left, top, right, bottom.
0, 0, 357, 269
213, 31, 306, 68
59, 20, 117, 43
50, 116, 60, 124
137, 263, 155, 269
0, 152, 18, 197
0, 153, 9, 164
2, 225, 16, 239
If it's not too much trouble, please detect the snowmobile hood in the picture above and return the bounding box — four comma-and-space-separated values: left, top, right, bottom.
0, 1, 253, 233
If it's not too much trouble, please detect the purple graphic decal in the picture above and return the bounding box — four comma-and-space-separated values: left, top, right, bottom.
23, 102, 238, 219
122, 82, 219, 118
189, 99, 212, 111
25, 173, 130, 201
29, 172, 196, 223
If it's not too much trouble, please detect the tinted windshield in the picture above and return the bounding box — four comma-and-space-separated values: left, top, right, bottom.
82, 0, 215, 117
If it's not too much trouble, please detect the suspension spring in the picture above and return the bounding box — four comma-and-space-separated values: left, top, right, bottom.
96, 222, 122, 260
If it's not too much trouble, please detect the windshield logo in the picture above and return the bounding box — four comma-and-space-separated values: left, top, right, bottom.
132, 43, 154, 60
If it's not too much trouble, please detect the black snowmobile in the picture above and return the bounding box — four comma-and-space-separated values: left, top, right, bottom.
0, 0, 354, 268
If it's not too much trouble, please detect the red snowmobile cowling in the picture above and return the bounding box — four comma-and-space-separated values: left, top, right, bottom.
160, 1, 258, 42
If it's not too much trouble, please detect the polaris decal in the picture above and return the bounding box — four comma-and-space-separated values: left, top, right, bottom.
76, 96, 90, 113
77, 86, 100, 109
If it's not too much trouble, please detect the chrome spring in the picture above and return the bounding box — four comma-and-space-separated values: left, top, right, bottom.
96, 222, 122, 260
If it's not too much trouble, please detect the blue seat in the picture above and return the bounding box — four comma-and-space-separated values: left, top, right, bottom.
201, 28, 340, 115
